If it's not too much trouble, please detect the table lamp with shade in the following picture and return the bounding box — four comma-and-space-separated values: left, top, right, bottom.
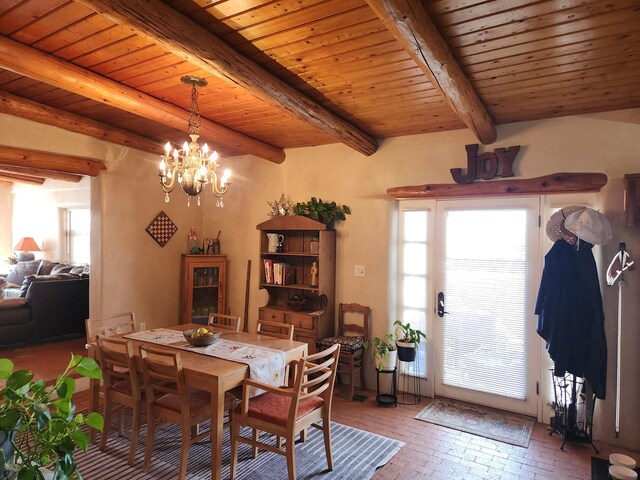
13, 237, 41, 261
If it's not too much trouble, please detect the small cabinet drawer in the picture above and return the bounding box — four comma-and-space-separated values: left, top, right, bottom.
260, 308, 285, 323
286, 313, 315, 330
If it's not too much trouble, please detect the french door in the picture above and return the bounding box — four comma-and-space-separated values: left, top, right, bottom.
434, 197, 540, 414
398, 197, 541, 415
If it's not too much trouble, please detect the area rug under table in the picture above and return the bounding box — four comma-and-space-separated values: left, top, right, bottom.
77, 420, 404, 479
415, 399, 535, 448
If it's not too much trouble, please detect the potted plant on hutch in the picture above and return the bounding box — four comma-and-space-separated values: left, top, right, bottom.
369, 334, 398, 371
292, 197, 351, 229
0, 355, 103, 480
394, 320, 427, 362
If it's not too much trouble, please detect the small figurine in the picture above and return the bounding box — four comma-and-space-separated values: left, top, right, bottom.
310, 261, 318, 287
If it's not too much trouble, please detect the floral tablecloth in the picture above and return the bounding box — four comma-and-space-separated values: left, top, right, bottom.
125, 329, 286, 390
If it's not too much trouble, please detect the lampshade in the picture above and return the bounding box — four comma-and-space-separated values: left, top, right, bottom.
14, 237, 41, 252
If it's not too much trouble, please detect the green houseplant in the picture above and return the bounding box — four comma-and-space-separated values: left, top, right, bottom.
393, 320, 426, 362
0, 355, 103, 480
292, 197, 351, 229
367, 334, 397, 371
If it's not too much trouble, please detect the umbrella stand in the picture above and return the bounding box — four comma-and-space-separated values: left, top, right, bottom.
606, 242, 635, 437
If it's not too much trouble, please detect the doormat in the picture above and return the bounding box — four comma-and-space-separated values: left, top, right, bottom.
415, 399, 535, 447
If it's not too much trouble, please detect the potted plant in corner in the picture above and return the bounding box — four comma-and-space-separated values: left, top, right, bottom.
368, 334, 398, 371
0, 355, 103, 480
394, 320, 426, 362
292, 197, 351, 229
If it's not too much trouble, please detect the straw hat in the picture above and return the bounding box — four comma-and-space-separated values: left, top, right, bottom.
565, 208, 612, 245
546, 206, 584, 244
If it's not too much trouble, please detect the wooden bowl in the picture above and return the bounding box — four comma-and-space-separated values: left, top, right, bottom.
183, 328, 221, 347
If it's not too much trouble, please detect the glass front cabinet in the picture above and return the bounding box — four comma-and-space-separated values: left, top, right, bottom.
179, 254, 227, 325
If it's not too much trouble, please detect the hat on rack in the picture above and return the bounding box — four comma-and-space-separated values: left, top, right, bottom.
546, 206, 584, 244
565, 208, 612, 245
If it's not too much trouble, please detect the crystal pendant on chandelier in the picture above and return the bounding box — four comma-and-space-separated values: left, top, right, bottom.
157, 76, 231, 206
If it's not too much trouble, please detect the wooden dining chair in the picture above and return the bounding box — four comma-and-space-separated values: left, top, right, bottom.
208, 313, 242, 332
257, 320, 294, 340
139, 344, 236, 480
96, 336, 144, 465
230, 343, 341, 480
86, 312, 141, 442
316, 303, 370, 400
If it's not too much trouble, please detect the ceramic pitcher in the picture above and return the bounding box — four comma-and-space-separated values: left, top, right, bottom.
267, 233, 285, 253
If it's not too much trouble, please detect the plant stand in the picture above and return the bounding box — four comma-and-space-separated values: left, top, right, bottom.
549, 370, 598, 453
397, 359, 421, 405
376, 368, 397, 407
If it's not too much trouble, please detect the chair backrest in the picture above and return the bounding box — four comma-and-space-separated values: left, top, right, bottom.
208, 313, 242, 332
139, 344, 187, 420
86, 312, 139, 346
96, 336, 141, 400
338, 303, 370, 339
257, 320, 294, 340
288, 343, 340, 424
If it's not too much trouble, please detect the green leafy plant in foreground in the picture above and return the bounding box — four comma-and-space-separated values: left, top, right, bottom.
0, 355, 103, 480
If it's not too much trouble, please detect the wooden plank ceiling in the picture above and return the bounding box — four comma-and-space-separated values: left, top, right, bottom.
0, 0, 638, 185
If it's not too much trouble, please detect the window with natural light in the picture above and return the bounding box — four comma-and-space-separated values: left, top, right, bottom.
65, 208, 90, 264
397, 208, 430, 377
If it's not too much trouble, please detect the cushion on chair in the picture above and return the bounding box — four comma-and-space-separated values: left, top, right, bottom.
155, 390, 235, 418
317, 335, 365, 353
238, 390, 324, 426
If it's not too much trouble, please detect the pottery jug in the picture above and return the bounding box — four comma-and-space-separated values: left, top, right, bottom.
267, 233, 285, 253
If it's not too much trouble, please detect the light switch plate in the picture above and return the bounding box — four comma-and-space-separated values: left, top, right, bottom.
354, 265, 365, 277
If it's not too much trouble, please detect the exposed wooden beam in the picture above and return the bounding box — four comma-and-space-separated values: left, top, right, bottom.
387, 172, 607, 199
0, 165, 82, 183
0, 36, 284, 164
0, 146, 106, 177
366, 0, 496, 144
77, 0, 379, 157
0, 172, 45, 185
0, 90, 162, 154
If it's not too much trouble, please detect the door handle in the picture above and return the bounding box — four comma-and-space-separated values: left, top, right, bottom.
437, 292, 448, 317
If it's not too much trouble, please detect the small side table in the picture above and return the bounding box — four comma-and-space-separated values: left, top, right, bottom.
376, 368, 397, 407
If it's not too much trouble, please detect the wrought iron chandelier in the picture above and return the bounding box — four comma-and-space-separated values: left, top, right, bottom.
158, 76, 230, 207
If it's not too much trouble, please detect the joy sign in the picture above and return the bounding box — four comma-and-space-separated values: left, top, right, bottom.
450, 144, 521, 184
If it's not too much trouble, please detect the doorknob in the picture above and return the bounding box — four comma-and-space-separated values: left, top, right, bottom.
437, 292, 448, 317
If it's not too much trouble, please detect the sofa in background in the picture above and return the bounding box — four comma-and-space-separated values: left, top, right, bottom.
0, 261, 89, 348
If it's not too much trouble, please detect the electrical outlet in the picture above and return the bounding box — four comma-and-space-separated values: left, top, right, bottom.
354, 265, 365, 277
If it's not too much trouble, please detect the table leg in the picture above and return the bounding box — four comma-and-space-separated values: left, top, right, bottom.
211, 382, 225, 480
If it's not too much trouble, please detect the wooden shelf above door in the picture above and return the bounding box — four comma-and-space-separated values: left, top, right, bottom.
387, 172, 607, 200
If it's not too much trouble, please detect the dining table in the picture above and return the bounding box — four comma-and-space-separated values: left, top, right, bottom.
87, 322, 308, 480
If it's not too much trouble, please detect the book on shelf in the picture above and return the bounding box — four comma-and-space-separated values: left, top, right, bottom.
264, 261, 296, 285
282, 265, 296, 285
263, 259, 273, 284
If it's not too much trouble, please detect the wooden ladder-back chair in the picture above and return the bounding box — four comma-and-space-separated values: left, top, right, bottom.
86, 312, 141, 442
230, 343, 341, 480
208, 313, 242, 332
139, 344, 236, 480
257, 320, 294, 340
317, 303, 370, 400
96, 336, 144, 465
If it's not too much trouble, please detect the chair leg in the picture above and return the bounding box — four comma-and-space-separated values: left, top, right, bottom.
178, 424, 191, 480
251, 428, 259, 458
143, 417, 156, 473
99, 395, 111, 451
322, 413, 334, 471
349, 355, 355, 400
286, 433, 297, 480
359, 350, 366, 392
229, 418, 240, 480
128, 405, 140, 466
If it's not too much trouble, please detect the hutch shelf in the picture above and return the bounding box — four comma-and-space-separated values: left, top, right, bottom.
257, 216, 335, 353
179, 254, 227, 325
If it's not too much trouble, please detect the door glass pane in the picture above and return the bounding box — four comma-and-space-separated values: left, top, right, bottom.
442, 209, 528, 399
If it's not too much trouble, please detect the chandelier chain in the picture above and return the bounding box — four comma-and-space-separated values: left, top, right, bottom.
188, 84, 200, 135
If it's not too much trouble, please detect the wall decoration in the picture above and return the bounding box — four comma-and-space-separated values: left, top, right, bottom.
451, 144, 520, 184
146, 211, 178, 247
